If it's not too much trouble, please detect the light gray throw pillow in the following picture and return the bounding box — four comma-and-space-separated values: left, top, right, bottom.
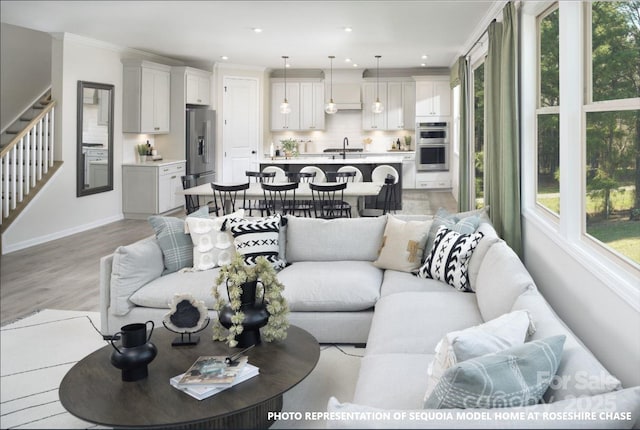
424, 335, 566, 409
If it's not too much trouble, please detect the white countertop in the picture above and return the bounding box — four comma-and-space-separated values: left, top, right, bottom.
261, 156, 405, 164
122, 159, 186, 167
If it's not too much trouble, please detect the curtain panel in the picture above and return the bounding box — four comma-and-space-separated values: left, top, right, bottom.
484, 2, 523, 257
457, 57, 471, 212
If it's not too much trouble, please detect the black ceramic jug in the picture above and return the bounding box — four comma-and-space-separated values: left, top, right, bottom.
110, 321, 157, 382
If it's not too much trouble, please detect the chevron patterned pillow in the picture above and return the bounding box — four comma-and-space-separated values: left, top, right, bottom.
226, 214, 285, 269
417, 225, 484, 291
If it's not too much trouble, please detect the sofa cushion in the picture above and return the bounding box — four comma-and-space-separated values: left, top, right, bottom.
277, 261, 382, 312
226, 214, 285, 268
353, 353, 433, 409
380, 270, 458, 297
110, 237, 164, 316
423, 207, 485, 261
129, 268, 222, 309
512, 289, 622, 401
417, 226, 484, 292
366, 292, 483, 356
328, 386, 640, 429
185, 210, 244, 270
467, 222, 500, 292
475, 241, 535, 321
373, 216, 432, 272
285, 216, 386, 262
424, 310, 535, 402
148, 207, 208, 274
424, 335, 566, 409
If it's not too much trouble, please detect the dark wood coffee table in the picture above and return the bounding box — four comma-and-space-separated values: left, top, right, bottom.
59, 325, 320, 429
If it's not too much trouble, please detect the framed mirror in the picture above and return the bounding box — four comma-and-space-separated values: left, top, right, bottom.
77, 81, 114, 197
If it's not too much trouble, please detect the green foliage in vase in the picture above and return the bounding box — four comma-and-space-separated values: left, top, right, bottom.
212, 254, 289, 347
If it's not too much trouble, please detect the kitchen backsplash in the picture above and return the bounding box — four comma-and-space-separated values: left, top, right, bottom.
269, 111, 414, 154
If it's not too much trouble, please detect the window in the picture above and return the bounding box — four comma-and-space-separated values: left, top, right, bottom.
585, 2, 640, 265
536, 5, 560, 216
473, 62, 485, 209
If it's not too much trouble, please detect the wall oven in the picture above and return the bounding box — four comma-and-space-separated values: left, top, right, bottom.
416, 122, 449, 171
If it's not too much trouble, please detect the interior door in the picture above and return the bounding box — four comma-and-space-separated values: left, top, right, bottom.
222, 77, 259, 183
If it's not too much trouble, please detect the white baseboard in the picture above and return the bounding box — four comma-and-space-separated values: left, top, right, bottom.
2, 214, 124, 254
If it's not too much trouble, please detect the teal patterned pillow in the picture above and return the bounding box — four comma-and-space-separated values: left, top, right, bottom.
424, 335, 565, 409
148, 207, 208, 274
423, 208, 482, 261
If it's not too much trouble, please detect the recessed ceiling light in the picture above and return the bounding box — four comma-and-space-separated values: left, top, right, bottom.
345, 58, 351, 63
285, 63, 291, 68
421, 54, 428, 59
420, 63, 427, 67
252, 28, 263, 33
352, 63, 359, 67
344, 27, 353, 32
221, 56, 229, 60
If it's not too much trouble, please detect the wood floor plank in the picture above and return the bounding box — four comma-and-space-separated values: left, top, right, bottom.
0, 191, 457, 326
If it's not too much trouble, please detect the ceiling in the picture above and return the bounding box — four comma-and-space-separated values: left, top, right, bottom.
0, 1, 500, 70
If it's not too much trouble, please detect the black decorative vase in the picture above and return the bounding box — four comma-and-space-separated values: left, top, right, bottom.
219, 280, 269, 348
110, 321, 157, 382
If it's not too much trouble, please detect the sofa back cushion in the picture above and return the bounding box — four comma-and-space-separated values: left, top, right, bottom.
475, 241, 536, 321
110, 237, 164, 316
467, 222, 500, 291
285, 216, 386, 262
512, 289, 622, 401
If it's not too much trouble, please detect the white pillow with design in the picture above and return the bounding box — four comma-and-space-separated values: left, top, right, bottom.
185, 210, 244, 270
417, 225, 484, 291
373, 215, 432, 272
423, 310, 536, 403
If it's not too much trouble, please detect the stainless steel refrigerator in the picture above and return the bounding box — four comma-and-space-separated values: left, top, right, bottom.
186, 108, 216, 184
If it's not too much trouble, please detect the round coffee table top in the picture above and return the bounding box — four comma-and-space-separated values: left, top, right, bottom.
59, 325, 320, 428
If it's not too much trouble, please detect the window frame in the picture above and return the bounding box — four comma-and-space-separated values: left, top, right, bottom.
521, 0, 639, 309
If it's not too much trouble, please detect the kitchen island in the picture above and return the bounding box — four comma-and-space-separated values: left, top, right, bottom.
260, 156, 403, 210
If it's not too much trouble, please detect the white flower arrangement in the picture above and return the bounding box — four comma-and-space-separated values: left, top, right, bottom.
211, 254, 289, 347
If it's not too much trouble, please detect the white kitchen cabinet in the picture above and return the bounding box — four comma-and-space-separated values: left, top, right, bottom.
362, 82, 387, 130
122, 161, 185, 219
299, 82, 325, 130
415, 171, 452, 189
400, 152, 416, 189
387, 81, 416, 130
122, 60, 171, 133
271, 82, 300, 130
415, 77, 451, 117
185, 68, 211, 105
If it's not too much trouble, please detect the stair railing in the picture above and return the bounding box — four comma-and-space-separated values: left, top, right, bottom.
1, 100, 56, 226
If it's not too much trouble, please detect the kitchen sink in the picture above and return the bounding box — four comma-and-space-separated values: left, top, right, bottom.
323, 148, 364, 153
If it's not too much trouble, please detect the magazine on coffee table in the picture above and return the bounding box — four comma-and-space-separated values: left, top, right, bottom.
170, 364, 259, 400
177, 355, 248, 386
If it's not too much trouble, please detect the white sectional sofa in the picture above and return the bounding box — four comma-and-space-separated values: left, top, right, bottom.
98, 211, 639, 428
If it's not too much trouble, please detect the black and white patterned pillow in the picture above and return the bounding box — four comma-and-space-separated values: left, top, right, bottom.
226, 214, 285, 269
417, 225, 484, 291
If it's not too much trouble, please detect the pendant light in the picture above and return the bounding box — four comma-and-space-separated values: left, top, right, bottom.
280, 56, 291, 114
325, 55, 338, 114
372, 55, 384, 114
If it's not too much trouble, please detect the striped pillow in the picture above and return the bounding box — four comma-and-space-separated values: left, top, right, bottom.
424, 335, 566, 409
417, 226, 484, 291
423, 207, 482, 261
226, 214, 285, 269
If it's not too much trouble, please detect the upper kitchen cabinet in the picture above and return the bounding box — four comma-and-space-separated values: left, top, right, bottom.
387, 81, 416, 130
122, 60, 171, 134
271, 81, 301, 130
362, 82, 387, 130
185, 68, 211, 106
415, 76, 450, 117
299, 82, 325, 130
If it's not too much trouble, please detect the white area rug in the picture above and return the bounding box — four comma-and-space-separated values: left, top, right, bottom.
0, 310, 361, 429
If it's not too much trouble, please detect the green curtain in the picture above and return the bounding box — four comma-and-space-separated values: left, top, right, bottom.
484, 2, 522, 257
457, 57, 471, 212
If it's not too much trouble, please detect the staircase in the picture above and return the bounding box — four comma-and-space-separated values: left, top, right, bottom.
1, 89, 60, 233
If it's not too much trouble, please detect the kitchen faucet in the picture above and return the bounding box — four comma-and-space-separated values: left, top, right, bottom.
342, 137, 349, 160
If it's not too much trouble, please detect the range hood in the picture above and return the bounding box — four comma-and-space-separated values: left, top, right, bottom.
330, 83, 362, 110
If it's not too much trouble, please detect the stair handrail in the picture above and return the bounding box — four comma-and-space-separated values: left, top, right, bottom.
0, 100, 56, 158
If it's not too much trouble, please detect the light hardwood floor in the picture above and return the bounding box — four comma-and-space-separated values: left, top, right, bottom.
0, 190, 457, 326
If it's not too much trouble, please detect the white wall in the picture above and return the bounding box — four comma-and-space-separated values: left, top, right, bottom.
0, 23, 52, 130
2, 34, 125, 252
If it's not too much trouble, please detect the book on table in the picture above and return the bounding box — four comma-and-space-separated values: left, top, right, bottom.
177, 355, 248, 386
170, 363, 260, 400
